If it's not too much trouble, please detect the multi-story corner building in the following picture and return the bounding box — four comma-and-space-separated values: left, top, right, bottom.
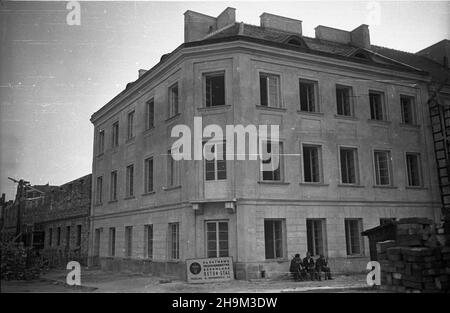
89, 8, 443, 279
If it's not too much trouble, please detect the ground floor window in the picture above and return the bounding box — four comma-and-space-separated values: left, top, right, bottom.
264, 219, 284, 259
345, 219, 363, 256
109, 227, 116, 257
306, 219, 326, 256
125, 226, 132, 258
206, 221, 229, 258
94, 228, 101, 256
145, 224, 153, 259
169, 223, 180, 260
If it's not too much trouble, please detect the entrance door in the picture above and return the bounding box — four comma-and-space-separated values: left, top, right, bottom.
206, 221, 229, 258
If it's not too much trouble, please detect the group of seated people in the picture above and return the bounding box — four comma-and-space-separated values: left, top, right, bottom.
289, 252, 332, 281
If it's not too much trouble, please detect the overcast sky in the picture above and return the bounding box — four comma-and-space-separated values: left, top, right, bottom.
0, 1, 449, 199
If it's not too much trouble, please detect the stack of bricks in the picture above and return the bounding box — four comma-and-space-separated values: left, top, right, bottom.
377, 218, 450, 293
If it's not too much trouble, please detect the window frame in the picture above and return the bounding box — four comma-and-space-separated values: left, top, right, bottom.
258, 71, 282, 108
344, 218, 364, 256
338, 146, 360, 185
299, 78, 319, 113
108, 227, 116, 257
144, 224, 153, 259
110, 170, 118, 201
306, 219, 327, 257
168, 82, 179, 118
127, 110, 135, 140
264, 219, 286, 260
144, 156, 154, 193
336, 85, 354, 117
204, 71, 226, 108
126, 164, 134, 197
111, 121, 119, 148
168, 222, 180, 260
205, 220, 229, 258
260, 140, 284, 182
405, 152, 423, 187
124, 226, 133, 258
96, 176, 103, 204
146, 98, 155, 130
369, 90, 387, 121
400, 94, 417, 125
204, 141, 227, 181
97, 129, 105, 155
373, 149, 393, 186
301, 143, 323, 184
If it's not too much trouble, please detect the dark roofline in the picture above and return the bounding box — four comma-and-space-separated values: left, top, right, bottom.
416, 39, 450, 54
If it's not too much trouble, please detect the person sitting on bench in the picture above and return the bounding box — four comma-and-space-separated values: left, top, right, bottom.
303, 251, 316, 280
289, 254, 304, 281
315, 254, 332, 280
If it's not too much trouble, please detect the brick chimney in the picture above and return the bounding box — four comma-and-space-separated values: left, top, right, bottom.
315, 24, 371, 49
184, 7, 236, 43
260, 12, 302, 35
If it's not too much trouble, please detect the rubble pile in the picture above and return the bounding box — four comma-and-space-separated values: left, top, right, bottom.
377, 218, 450, 293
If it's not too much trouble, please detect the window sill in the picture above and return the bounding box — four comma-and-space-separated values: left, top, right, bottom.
299, 182, 329, 187
124, 196, 136, 200
163, 185, 181, 191
125, 137, 135, 144
255, 105, 287, 113
405, 186, 427, 190
367, 119, 391, 125
108, 200, 118, 204
258, 181, 290, 185
297, 111, 324, 117
142, 191, 156, 196
165, 113, 181, 123
399, 123, 420, 129
337, 184, 364, 188
373, 185, 398, 189
144, 127, 155, 135
334, 114, 357, 121
197, 105, 231, 113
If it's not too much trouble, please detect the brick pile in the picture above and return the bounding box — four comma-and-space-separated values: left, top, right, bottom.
377, 218, 450, 293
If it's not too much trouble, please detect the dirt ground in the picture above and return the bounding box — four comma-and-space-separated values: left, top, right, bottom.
1, 267, 385, 293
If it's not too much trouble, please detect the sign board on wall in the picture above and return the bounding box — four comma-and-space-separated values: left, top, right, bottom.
186, 257, 234, 283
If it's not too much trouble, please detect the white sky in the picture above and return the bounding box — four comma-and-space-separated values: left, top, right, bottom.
0, 1, 449, 199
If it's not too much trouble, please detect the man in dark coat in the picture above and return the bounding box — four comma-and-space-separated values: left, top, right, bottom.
315, 254, 332, 280
289, 254, 303, 281
303, 251, 316, 280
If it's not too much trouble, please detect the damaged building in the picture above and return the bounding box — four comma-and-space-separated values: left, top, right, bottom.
1, 174, 92, 266
88, 8, 448, 279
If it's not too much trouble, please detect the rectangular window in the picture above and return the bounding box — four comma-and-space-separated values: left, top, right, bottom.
169, 83, 179, 117
306, 219, 325, 256
48, 228, 53, 247
110, 171, 117, 201
57, 227, 61, 246
76, 225, 82, 246
126, 165, 134, 197
167, 150, 180, 187
259, 73, 281, 108
340, 147, 358, 184
204, 142, 226, 181
406, 153, 422, 187
125, 226, 132, 258
169, 223, 179, 260
94, 228, 101, 256
401, 95, 416, 125
66, 226, 70, 248
127, 111, 135, 140
299, 80, 317, 112
261, 141, 283, 181
144, 224, 153, 259
112, 121, 119, 148
205, 72, 225, 107
206, 221, 229, 258
374, 150, 392, 186
98, 130, 105, 155
109, 227, 116, 257
144, 157, 154, 193
146, 99, 155, 129
264, 219, 284, 259
336, 85, 353, 116
345, 219, 363, 256
369, 91, 386, 121
303, 145, 322, 183
96, 176, 103, 204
